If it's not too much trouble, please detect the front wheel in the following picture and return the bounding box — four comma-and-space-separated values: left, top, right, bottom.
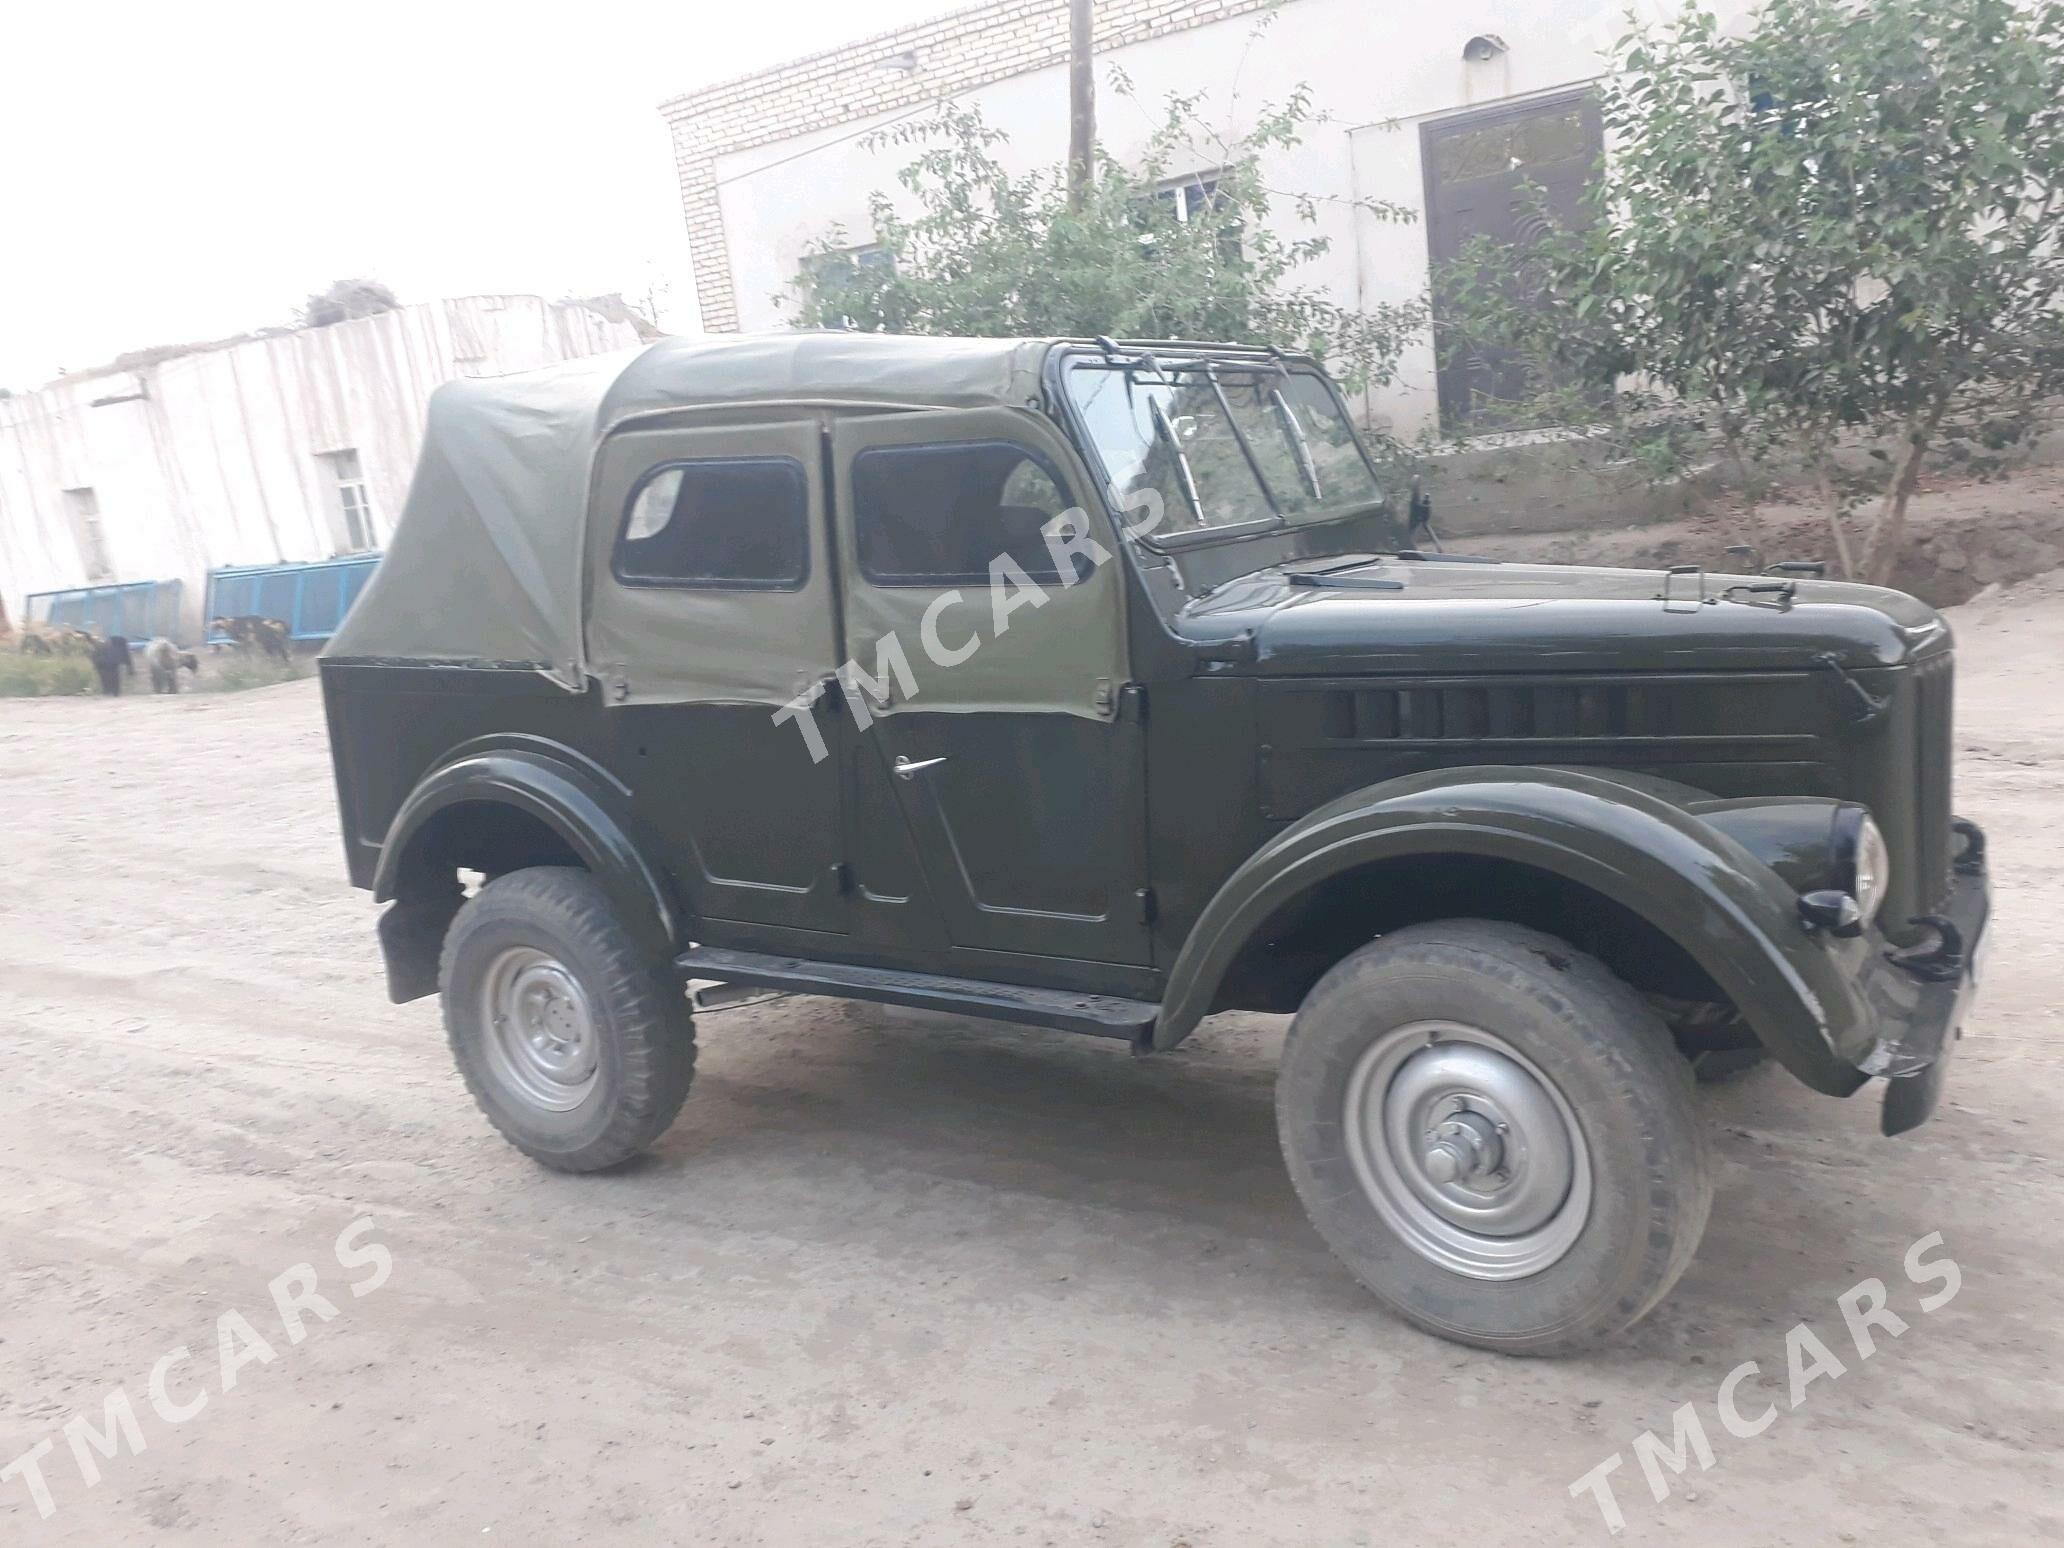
1276, 920, 1710, 1354
440, 867, 695, 1171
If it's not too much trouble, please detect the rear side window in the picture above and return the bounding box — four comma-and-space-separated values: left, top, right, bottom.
615, 457, 808, 589
853, 441, 1071, 585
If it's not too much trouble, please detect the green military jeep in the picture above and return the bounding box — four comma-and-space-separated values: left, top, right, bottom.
321, 334, 1987, 1352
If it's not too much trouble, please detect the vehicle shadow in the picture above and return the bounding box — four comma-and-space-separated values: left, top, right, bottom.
627, 996, 2009, 1357
651, 1001, 1317, 1248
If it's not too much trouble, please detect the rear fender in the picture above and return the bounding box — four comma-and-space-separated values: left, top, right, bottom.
1156, 765, 1875, 1095
374, 744, 681, 967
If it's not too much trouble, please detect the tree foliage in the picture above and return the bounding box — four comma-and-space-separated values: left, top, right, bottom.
301, 277, 401, 328
1437, 0, 2064, 582
784, 86, 1427, 394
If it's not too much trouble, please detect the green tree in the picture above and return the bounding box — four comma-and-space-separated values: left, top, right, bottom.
784, 86, 1427, 398
1441, 0, 2064, 582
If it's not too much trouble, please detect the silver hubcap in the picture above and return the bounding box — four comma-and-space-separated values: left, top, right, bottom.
480, 947, 600, 1112
1344, 1021, 1591, 1280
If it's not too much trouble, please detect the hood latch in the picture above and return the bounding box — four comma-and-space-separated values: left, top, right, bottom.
1814, 651, 1890, 724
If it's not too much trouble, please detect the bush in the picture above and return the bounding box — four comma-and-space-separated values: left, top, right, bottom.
0, 654, 95, 697
202, 656, 308, 693
1435, 0, 2064, 581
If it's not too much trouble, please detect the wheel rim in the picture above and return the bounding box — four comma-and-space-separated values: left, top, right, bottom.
1343, 1020, 1591, 1281
479, 947, 601, 1113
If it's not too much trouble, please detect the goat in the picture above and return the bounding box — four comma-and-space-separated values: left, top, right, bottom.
88, 634, 134, 695
19, 624, 95, 656
211, 615, 292, 663
144, 637, 200, 693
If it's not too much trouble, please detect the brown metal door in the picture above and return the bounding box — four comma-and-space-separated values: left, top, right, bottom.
1423, 91, 1604, 431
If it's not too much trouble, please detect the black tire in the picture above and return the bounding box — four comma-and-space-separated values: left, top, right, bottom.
1276, 920, 1711, 1354
440, 867, 695, 1172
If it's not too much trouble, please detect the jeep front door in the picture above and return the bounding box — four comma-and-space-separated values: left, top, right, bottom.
830, 409, 1150, 967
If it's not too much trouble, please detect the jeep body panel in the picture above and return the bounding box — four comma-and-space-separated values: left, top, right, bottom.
374, 742, 680, 956
321, 332, 1985, 1132
1153, 764, 1879, 1092
1169, 558, 1948, 675
318, 657, 1163, 1005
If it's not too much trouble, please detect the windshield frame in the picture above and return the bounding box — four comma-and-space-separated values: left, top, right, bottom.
1046, 343, 1393, 554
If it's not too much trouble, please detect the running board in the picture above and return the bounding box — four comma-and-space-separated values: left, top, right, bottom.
676, 946, 1159, 1041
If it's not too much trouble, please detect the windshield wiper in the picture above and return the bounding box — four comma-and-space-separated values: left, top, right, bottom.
1278, 553, 1383, 573
1269, 386, 1323, 500
1198, 362, 1283, 516
1282, 555, 1404, 591
1147, 396, 1205, 528
1196, 552, 1390, 598
1262, 553, 1408, 590
1128, 354, 1282, 523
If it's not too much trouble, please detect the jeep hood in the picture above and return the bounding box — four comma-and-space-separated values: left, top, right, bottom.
1170, 559, 1950, 674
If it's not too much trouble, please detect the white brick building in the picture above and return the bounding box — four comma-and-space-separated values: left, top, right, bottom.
0, 296, 643, 639
661, 0, 1757, 436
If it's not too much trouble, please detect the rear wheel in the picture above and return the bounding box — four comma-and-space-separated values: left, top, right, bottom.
1276, 920, 1710, 1353
440, 867, 695, 1171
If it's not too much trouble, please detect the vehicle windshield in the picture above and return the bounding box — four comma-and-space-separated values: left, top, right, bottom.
1063, 358, 1393, 541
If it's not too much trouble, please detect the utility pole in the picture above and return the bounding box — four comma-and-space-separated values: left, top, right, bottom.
1067, 0, 1095, 209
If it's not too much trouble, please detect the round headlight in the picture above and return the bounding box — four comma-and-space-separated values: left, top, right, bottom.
1840, 810, 1891, 924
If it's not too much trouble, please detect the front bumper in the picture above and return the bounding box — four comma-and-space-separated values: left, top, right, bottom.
1855, 824, 1990, 1136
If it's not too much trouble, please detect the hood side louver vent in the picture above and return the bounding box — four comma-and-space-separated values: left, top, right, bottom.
1323, 683, 1644, 741
1263, 672, 1837, 823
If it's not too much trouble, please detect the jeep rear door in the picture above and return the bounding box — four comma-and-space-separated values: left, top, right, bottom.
829, 408, 1152, 967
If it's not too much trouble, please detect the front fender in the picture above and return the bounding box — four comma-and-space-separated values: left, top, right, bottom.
374, 744, 681, 960
1155, 765, 1876, 1095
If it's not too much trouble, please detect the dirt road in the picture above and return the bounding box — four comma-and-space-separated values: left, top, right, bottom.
3, 583, 2060, 1546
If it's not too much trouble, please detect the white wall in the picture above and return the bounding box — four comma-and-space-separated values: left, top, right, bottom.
0, 295, 639, 639
710, 0, 1758, 437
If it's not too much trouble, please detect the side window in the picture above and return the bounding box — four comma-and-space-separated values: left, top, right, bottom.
853, 441, 1072, 586
615, 457, 808, 589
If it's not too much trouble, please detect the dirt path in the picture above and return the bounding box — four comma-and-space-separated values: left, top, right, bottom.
2, 586, 2060, 1546
1469, 462, 2064, 609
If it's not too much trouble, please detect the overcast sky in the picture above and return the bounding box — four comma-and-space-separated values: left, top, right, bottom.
0, 0, 961, 389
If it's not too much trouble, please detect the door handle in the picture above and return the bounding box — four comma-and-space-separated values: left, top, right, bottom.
894, 754, 949, 780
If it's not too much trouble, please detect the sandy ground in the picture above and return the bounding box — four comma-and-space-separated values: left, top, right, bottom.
2, 581, 2061, 1547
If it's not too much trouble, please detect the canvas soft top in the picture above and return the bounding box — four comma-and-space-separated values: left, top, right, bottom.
324, 332, 1057, 687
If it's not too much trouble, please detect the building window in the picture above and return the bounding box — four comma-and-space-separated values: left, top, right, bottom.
322, 449, 376, 552
62, 487, 112, 581
615, 457, 810, 589
799, 244, 892, 328
801, 243, 892, 283
1156, 174, 1221, 223
1145, 174, 1242, 264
